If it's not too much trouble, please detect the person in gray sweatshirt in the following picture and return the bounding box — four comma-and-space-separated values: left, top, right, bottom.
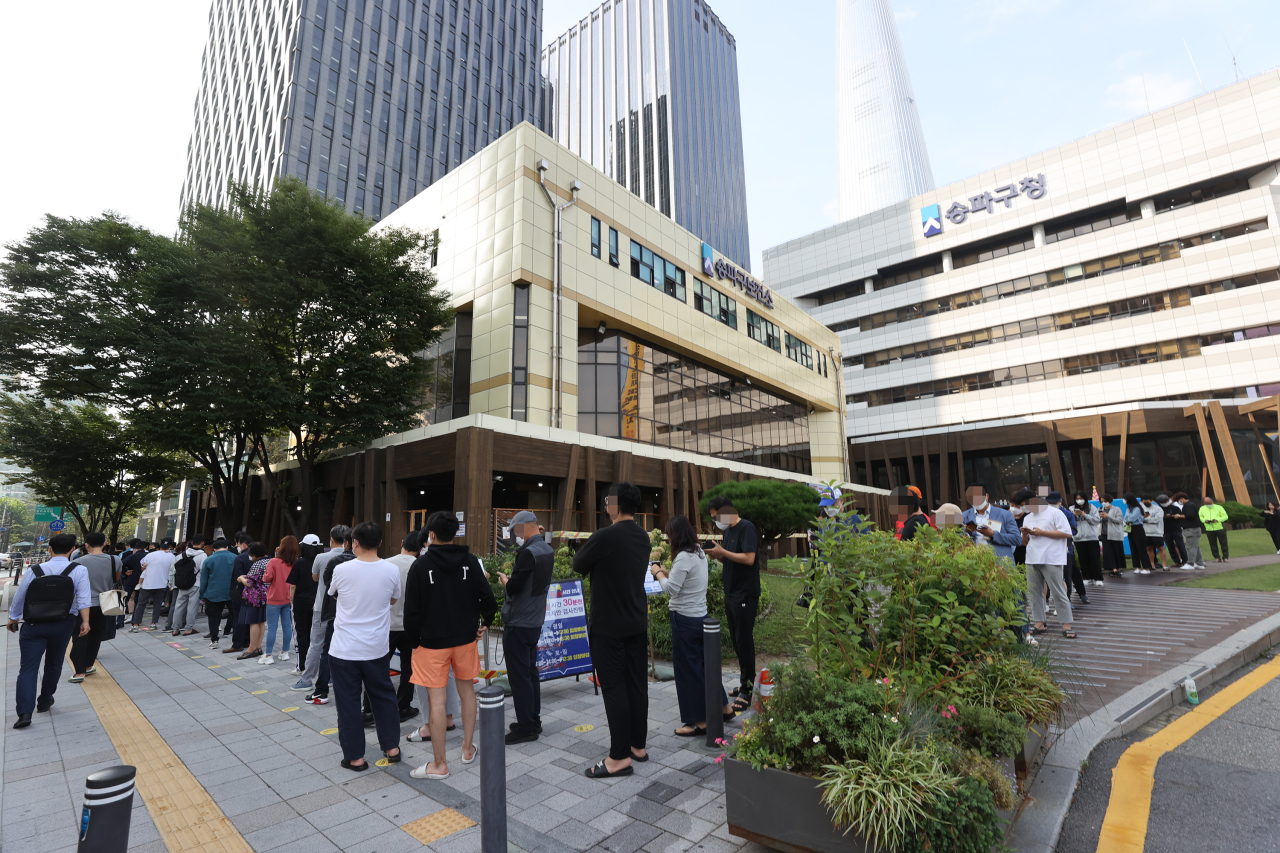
1070, 492, 1103, 587
1101, 493, 1127, 578
496, 511, 554, 744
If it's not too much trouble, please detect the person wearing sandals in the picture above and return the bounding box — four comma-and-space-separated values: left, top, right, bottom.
1018, 489, 1077, 639
235, 543, 270, 659
651, 515, 734, 738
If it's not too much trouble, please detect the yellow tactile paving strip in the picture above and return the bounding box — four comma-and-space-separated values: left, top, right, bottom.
79, 663, 254, 853
401, 808, 476, 844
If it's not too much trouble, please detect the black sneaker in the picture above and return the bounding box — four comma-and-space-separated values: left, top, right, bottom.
399, 706, 420, 722
505, 729, 539, 745
362, 712, 375, 728
509, 721, 543, 734
36, 698, 54, 712
305, 692, 330, 705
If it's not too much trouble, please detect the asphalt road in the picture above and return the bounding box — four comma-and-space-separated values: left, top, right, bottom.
1056, 649, 1280, 853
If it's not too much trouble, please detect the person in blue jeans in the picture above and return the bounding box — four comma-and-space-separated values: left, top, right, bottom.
260, 537, 298, 665
7, 533, 91, 729
652, 515, 733, 736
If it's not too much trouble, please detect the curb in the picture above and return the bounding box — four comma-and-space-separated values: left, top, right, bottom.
1006, 609, 1280, 853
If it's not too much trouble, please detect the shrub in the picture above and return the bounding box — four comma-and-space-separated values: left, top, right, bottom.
943, 704, 1027, 759
899, 776, 1003, 853
949, 652, 1068, 727
949, 749, 1015, 811
1220, 500, 1263, 527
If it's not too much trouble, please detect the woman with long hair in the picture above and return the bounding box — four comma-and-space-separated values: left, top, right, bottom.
1124, 493, 1152, 574
236, 542, 271, 659
261, 536, 299, 665
651, 515, 733, 737
1264, 500, 1280, 553
1071, 491, 1103, 587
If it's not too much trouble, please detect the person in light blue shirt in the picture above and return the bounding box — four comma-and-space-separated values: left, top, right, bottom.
961, 484, 1023, 563
7, 533, 91, 729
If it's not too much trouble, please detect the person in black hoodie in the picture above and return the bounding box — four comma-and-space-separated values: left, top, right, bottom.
497, 510, 554, 744
403, 511, 496, 781
573, 481, 651, 779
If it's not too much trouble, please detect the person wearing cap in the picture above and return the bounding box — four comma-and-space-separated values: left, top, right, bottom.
288, 534, 324, 671
1019, 489, 1077, 639
496, 510, 554, 744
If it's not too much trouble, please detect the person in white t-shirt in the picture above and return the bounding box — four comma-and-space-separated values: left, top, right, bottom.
132, 541, 176, 631
326, 521, 403, 772
1018, 490, 1077, 639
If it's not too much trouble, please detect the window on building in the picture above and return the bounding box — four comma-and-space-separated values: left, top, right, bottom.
694, 280, 738, 330
662, 259, 686, 302
590, 217, 601, 259
747, 310, 781, 352
512, 284, 530, 421
786, 333, 813, 369
608, 227, 619, 266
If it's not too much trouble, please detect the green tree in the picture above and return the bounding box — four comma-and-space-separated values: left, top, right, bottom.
0, 397, 194, 543
182, 178, 452, 536
698, 479, 821, 549
0, 497, 36, 551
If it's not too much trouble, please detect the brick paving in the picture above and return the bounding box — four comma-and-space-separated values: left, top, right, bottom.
0, 613, 767, 853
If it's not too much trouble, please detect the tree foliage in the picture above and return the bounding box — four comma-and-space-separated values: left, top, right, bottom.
0, 397, 194, 543
698, 479, 821, 545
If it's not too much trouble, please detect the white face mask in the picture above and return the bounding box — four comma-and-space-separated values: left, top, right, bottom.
1011, 506, 1027, 517
714, 520, 730, 531
515, 536, 525, 546
823, 507, 839, 518
974, 500, 989, 511
1076, 499, 1085, 506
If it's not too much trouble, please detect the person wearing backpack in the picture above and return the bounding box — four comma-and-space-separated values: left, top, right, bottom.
7, 533, 90, 729
167, 537, 206, 636
68, 532, 120, 682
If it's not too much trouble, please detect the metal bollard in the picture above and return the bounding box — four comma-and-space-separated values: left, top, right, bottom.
477, 684, 507, 853
78, 765, 136, 853
703, 617, 725, 749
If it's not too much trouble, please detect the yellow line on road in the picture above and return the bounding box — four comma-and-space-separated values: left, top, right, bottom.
1096, 654, 1280, 852
80, 664, 253, 853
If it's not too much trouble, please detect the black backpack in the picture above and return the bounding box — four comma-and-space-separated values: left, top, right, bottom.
24, 564, 76, 623
321, 551, 357, 623
173, 553, 198, 590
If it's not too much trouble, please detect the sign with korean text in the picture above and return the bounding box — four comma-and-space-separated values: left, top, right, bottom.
34, 505, 62, 523
537, 580, 594, 681
703, 243, 775, 309
921, 174, 1047, 238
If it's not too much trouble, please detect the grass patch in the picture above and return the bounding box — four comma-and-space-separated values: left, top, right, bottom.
755, 574, 809, 657
1172, 562, 1280, 592
1222, 528, 1280, 558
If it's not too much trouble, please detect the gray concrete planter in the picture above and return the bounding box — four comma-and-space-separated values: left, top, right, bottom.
723, 758, 870, 853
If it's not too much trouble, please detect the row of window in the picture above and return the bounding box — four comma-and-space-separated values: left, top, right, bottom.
814, 166, 1262, 308
845, 267, 1280, 369
592, 218, 819, 371
846, 325, 1280, 408
836, 218, 1268, 334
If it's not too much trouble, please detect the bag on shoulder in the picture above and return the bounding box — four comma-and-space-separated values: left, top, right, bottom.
24, 564, 77, 623
173, 554, 198, 590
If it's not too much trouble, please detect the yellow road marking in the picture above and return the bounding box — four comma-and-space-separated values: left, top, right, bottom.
401, 808, 475, 845
574, 724, 594, 732
281, 706, 299, 712
321, 728, 338, 735
208, 665, 221, 669
251, 690, 267, 695
191, 655, 203, 659
228, 676, 242, 681
1097, 654, 1280, 852
80, 664, 253, 853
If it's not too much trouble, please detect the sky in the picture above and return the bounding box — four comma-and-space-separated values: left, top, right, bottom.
4, 1, 1280, 276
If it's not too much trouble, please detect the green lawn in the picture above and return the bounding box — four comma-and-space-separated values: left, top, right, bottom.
755, 574, 809, 657
1172, 563, 1280, 592
1222, 528, 1280, 557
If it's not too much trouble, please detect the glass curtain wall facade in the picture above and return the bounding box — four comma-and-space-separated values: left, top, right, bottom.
421, 313, 472, 423
578, 330, 811, 473
540, 0, 751, 270
181, 0, 546, 220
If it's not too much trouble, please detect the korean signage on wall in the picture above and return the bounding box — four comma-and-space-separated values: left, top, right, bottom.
920, 173, 1047, 238
702, 243, 775, 309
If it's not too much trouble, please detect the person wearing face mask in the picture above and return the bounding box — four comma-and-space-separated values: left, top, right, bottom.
962, 485, 1021, 563
496, 511, 554, 744
1071, 491, 1103, 587
705, 496, 762, 714
1140, 495, 1167, 570
1017, 489, 1078, 639
1101, 493, 1127, 578
1159, 494, 1191, 570
1124, 493, 1153, 574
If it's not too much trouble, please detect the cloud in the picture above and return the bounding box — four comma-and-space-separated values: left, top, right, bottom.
1105, 73, 1199, 115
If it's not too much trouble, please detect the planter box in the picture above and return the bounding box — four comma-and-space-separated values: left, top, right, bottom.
724, 758, 869, 853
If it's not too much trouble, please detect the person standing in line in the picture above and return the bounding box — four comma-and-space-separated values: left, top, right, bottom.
168, 537, 206, 635
1048, 491, 1087, 605
1141, 496, 1168, 571
1020, 492, 1078, 639
261, 536, 299, 665
1175, 493, 1206, 570
496, 511, 554, 744
68, 532, 118, 682
235, 542, 270, 660
1071, 492, 1103, 588
1159, 495, 1190, 569
1200, 495, 1230, 563
404, 513, 494, 779
1124, 494, 1153, 574
574, 482, 652, 779
652, 515, 733, 737
377, 531, 421, 722
199, 539, 236, 649
119, 539, 146, 627
223, 533, 254, 653
897, 492, 935, 542
289, 535, 323, 672
961, 485, 1022, 562
292, 525, 353, 701
131, 540, 175, 632
706, 496, 761, 714
8, 533, 91, 729
327, 521, 404, 772
1100, 494, 1126, 578
1264, 500, 1280, 553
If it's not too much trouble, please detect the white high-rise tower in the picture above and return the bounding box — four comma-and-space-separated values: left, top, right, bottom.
836, 0, 934, 221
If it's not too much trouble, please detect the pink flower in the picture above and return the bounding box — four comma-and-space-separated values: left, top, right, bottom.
714, 754, 724, 764
881, 678, 890, 684
947, 705, 957, 715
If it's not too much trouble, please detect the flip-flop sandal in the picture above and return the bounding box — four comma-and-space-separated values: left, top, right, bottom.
1030, 626, 1048, 635
731, 695, 752, 713
340, 759, 370, 772
382, 750, 402, 764
411, 764, 449, 780
585, 760, 634, 779
1062, 629, 1078, 639
729, 686, 742, 698
674, 727, 706, 738
723, 710, 737, 722
461, 746, 478, 766
406, 725, 455, 743
631, 750, 650, 762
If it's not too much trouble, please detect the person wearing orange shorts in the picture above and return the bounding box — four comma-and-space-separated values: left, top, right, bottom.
403, 512, 496, 780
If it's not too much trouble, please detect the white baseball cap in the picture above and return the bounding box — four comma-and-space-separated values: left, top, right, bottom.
300, 534, 322, 546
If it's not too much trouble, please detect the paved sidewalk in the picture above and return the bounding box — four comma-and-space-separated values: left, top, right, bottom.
0, 617, 763, 853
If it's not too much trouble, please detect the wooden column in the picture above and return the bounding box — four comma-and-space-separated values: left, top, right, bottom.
557, 445, 582, 533
584, 447, 598, 532
863, 444, 873, 490
614, 450, 633, 485
1247, 413, 1280, 500
1044, 424, 1066, 496
1208, 401, 1250, 503
362, 448, 378, 526
955, 433, 967, 500
452, 428, 494, 551
1187, 404, 1225, 500
1090, 415, 1105, 497
922, 436, 934, 509
881, 444, 896, 489
1118, 412, 1131, 495
905, 440, 918, 491
677, 461, 691, 520
383, 445, 406, 558
333, 456, 351, 528
661, 459, 676, 528
939, 433, 951, 505
718, 467, 731, 485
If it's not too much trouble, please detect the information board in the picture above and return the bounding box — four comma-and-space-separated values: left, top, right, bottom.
537, 580, 593, 681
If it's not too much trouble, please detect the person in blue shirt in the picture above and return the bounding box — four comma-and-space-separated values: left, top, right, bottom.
961, 485, 1022, 563
7, 533, 91, 729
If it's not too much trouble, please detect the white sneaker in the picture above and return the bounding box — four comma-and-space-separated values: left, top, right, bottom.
1095, 579, 1104, 587
208, 641, 220, 649
279, 651, 290, 662
1138, 569, 1151, 575
260, 655, 274, 665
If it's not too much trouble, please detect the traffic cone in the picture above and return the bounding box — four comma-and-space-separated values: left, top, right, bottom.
752, 668, 775, 713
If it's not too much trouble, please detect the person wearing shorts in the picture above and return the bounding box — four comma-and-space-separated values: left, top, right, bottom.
403, 511, 496, 781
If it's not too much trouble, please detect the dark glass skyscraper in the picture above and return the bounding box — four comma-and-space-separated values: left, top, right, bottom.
181, 0, 546, 219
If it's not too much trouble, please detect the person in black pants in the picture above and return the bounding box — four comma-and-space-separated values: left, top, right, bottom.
290, 538, 321, 670
1264, 501, 1280, 553
1160, 495, 1190, 567
497, 510, 555, 744
224, 533, 253, 653
574, 482, 651, 779
706, 496, 761, 713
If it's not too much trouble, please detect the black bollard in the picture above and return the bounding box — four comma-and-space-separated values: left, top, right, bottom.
703, 617, 725, 749
477, 684, 507, 853
78, 765, 136, 853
